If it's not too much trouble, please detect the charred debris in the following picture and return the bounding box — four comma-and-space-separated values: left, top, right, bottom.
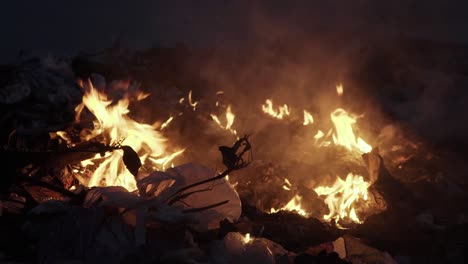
1, 40, 468, 263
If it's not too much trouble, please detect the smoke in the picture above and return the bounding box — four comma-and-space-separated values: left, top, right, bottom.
2, 1, 468, 61
159, 1, 468, 165
3, 1, 468, 158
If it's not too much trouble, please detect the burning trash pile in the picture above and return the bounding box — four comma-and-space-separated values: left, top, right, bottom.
0, 52, 467, 264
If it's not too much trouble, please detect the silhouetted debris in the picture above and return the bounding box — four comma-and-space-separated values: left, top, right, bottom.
295, 251, 351, 264
2, 41, 468, 263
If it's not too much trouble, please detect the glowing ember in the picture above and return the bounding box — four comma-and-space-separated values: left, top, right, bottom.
314, 130, 325, 140
270, 195, 308, 217
210, 105, 237, 135
68, 81, 183, 191
331, 108, 372, 153
314, 173, 370, 224
336, 83, 344, 96
261, 99, 290, 119
303, 110, 314, 126
188, 90, 198, 110
282, 178, 292, 191
243, 233, 252, 243
137, 92, 151, 101
160, 116, 174, 130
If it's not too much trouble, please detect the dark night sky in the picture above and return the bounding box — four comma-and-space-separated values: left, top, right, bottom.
1, 1, 468, 62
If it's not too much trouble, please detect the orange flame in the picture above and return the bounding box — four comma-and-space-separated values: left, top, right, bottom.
69, 81, 183, 191
330, 109, 372, 153
303, 110, 314, 126
270, 195, 308, 217
211, 105, 237, 135
188, 90, 198, 110
243, 233, 253, 244
261, 99, 290, 119
336, 83, 344, 96
314, 173, 370, 224
265, 83, 374, 225
160, 116, 174, 130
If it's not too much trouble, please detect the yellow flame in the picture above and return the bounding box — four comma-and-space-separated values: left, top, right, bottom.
210, 105, 236, 135
270, 195, 308, 217
160, 116, 174, 130
314, 130, 325, 140
188, 90, 198, 110
314, 173, 370, 224
303, 110, 314, 126
263, 83, 374, 225
330, 109, 372, 153
336, 83, 344, 96
75, 81, 183, 191
261, 99, 290, 119
137, 92, 150, 101
50, 131, 72, 144
243, 233, 252, 243
148, 149, 185, 171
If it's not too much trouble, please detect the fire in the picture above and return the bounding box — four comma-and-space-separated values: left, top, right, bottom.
330, 109, 372, 154
210, 105, 237, 135
243, 233, 252, 244
261, 99, 290, 119
314, 109, 373, 225
270, 195, 308, 217
282, 178, 292, 191
303, 110, 314, 126
69, 81, 183, 191
336, 83, 344, 96
188, 90, 198, 110
160, 116, 174, 130
314, 173, 370, 224
264, 83, 375, 225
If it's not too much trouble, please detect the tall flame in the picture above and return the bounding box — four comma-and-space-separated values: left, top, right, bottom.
74, 81, 183, 191
331, 109, 372, 153
264, 83, 375, 225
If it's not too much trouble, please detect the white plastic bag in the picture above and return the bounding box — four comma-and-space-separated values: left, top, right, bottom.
160, 163, 242, 231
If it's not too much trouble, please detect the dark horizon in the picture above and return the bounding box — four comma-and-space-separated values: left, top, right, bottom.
2, 1, 468, 62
